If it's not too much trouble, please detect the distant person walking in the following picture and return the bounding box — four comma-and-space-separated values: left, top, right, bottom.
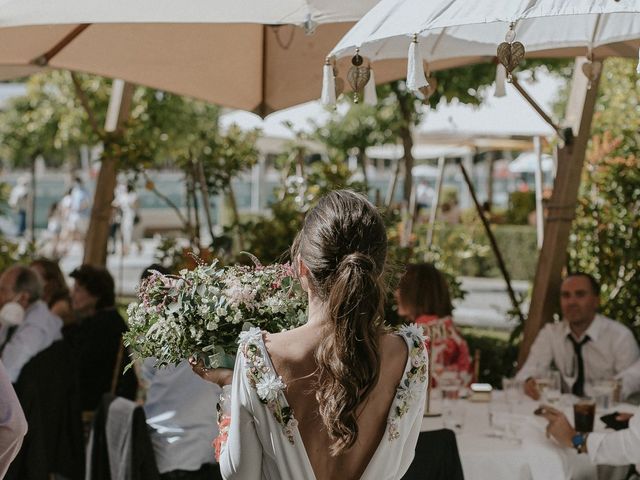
68, 177, 91, 242
114, 183, 141, 256
8, 176, 29, 238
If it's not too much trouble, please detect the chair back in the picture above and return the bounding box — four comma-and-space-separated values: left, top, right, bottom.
402, 429, 464, 480
7, 340, 84, 480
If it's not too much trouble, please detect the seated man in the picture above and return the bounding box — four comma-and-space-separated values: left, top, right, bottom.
142, 359, 223, 480
0, 266, 62, 382
516, 273, 639, 399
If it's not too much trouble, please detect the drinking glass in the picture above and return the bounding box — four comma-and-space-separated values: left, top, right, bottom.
573, 399, 596, 432
542, 371, 562, 404
590, 381, 615, 410
443, 401, 466, 434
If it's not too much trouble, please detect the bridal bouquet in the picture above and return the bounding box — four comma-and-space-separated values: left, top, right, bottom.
124, 258, 307, 369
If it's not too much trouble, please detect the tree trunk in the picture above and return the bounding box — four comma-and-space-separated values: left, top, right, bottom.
83, 155, 117, 267
357, 150, 369, 192
226, 182, 245, 252
393, 85, 415, 204
81, 79, 133, 267
190, 165, 202, 249
400, 126, 414, 204
196, 159, 216, 244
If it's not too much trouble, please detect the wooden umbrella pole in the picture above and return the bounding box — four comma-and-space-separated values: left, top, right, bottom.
425, 155, 446, 253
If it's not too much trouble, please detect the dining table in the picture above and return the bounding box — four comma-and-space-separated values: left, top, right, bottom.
420, 390, 634, 480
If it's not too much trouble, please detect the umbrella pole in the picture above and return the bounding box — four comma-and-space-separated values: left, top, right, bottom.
533, 136, 545, 249
511, 77, 563, 137
518, 59, 601, 368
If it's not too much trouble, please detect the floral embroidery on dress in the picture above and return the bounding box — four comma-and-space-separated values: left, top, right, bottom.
240, 327, 297, 444
387, 323, 429, 441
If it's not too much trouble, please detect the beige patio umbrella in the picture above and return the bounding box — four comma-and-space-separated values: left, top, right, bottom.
0, 0, 384, 116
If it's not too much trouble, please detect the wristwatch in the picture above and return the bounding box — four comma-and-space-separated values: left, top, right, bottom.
571, 432, 589, 454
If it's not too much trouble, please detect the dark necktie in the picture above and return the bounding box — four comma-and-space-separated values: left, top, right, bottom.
568, 335, 590, 397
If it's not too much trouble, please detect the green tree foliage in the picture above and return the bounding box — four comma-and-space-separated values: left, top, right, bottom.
0, 72, 109, 169
568, 58, 640, 336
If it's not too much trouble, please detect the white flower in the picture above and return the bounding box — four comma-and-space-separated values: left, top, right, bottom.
396, 381, 423, 404
256, 372, 285, 402
165, 301, 181, 315
399, 323, 427, 343
238, 327, 262, 345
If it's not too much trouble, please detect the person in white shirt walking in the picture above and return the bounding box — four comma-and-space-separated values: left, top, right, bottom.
516, 273, 639, 400
0, 266, 63, 382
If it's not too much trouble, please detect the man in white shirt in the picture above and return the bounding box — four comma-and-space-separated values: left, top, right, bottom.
142, 359, 222, 480
542, 405, 639, 476
516, 273, 639, 400
0, 266, 63, 382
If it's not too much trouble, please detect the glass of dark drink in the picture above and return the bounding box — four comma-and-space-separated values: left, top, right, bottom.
573, 399, 596, 432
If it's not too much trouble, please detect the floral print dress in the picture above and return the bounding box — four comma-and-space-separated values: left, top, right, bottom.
218, 325, 429, 480
415, 314, 472, 388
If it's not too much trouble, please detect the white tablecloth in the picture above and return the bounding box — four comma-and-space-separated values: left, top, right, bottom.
420, 393, 632, 480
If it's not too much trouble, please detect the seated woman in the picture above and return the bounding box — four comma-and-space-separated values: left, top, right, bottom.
30, 258, 75, 333
193, 190, 429, 480
397, 263, 473, 387
68, 265, 137, 411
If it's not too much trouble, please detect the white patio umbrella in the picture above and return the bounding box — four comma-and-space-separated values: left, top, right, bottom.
323, 0, 640, 369
325, 0, 640, 100
508, 152, 554, 174
0, 0, 384, 116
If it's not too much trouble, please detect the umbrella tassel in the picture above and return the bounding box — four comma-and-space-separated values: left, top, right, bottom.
407, 34, 429, 92
494, 64, 507, 97
321, 59, 337, 106
364, 68, 378, 106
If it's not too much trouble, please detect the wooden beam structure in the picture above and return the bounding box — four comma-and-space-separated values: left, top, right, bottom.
83, 79, 134, 267
517, 59, 602, 367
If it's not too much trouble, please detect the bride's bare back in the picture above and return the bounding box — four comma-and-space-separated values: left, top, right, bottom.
265, 322, 409, 480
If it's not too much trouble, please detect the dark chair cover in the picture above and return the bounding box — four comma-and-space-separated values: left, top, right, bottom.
402, 429, 464, 480
6, 340, 85, 480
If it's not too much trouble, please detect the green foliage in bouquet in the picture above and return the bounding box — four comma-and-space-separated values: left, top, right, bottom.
124, 257, 307, 369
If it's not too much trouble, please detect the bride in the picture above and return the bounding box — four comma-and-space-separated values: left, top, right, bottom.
193, 190, 428, 480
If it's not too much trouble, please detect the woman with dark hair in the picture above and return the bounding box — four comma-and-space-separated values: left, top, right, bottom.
194, 190, 428, 480
68, 265, 137, 411
397, 263, 472, 387
30, 258, 74, 330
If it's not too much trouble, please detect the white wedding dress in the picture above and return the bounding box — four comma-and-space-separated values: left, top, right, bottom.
219, 324, 429, 480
